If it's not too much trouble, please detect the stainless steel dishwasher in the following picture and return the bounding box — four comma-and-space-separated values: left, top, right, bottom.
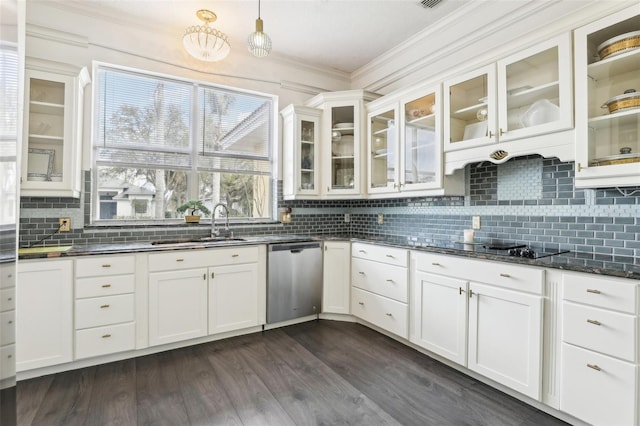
267, 241, 322, 324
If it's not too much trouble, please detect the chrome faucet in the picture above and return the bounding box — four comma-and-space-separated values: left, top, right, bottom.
211, 203, 230, 238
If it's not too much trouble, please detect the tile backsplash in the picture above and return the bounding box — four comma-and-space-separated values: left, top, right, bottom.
19, 157, 640, 268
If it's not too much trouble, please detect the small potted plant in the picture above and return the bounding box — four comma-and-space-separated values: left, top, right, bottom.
176, 200, 211, 223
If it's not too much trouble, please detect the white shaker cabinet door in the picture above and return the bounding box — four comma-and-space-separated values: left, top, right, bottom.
322, 241, 351, 315
467, 281, 543, 400
148, 268, 208, 347
208, 263, 260, 335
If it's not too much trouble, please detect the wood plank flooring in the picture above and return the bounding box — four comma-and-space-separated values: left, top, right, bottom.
17, 320, 568, 426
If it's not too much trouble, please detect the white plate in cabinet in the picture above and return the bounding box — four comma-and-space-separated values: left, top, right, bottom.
75, 275, 135, 299
75, 322, 135, 360
563, 273, 637, 314
562, 301, 637, 363
351, 258, 408, 303
351, 286, 408, 338
560, 342, 638, 426
351, 243, 408, 267
75, 255, 135, 277
75, 294, 135, 330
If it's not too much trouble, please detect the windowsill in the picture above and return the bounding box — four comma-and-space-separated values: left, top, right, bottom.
85, 219, 282, 230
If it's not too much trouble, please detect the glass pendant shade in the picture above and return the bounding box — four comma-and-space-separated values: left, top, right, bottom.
183, 9, 231, 62
248, 1, 272, 58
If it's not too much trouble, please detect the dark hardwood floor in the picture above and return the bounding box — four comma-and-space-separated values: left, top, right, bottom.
17, 320, 568, 426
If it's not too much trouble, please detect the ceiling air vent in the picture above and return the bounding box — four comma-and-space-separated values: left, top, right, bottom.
419, 0, 443, 8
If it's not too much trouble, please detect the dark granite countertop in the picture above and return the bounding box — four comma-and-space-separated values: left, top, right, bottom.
17, 233, 640, 280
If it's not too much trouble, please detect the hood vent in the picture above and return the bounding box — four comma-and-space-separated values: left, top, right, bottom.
419, 0, 443, 8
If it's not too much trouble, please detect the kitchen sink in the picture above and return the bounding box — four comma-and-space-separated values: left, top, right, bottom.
150, 237, 246, 245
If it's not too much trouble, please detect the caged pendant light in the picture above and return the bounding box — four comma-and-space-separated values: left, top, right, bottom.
247, 0, 272, 58
183, 9, 231, 62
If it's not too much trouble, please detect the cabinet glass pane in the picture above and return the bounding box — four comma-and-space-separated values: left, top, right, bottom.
584, 15, 640, 168
300, 119, 315, 190
505, 46, 560, 132
449, 74, 488, 144
404, 93, 437, 184
27, 78, 65, 183
370, 109, 395, 188
331, 106, 355, 189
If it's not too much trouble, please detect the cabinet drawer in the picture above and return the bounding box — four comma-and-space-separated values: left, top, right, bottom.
75, 322, 135, 360
0, 344, 15, 380
413, 251, 544, 295
75, 294, 135, 329
0, 288, 15, 312
352, 243, 408, 267
0, 311, 14, 346
351, 287, 408, 338
560, 343, 638, 426
562, 301, 637, 362
0, 263, 15, 289
75, 275, 135, 299
148, 245, 260, 272
352, 258, 408, 303
563, 273, 637, 314
76, 255, 135, 277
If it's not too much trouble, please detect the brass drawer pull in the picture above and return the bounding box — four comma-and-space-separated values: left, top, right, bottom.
100, 304, 110, 309
232, 254, 239, 258
587, 319, 601, 326
587, 364, 601, 371
586, 289, 601, 294
499, 273, 511, 278
101, 284, 111, 288
101, 264, 111, 268
176, 258, 184, 262
102, 334, 112, 339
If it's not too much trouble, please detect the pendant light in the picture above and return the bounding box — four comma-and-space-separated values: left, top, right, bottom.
183, 9, 231, 62
247, 0, 272, 58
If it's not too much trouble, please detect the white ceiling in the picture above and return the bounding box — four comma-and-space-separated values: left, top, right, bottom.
38, 0, 468, 74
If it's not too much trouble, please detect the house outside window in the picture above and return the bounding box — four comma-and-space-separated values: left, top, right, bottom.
92, 64, 275, 222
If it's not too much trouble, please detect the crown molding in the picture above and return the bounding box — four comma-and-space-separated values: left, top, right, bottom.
26, 23, 87, 48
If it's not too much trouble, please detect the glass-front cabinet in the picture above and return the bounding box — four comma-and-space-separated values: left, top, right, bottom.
368, 105, 399, 194
280, 104, 322, 200
21, 59, 90, 197
444, 34, 574, 173
574, 6, 640, 188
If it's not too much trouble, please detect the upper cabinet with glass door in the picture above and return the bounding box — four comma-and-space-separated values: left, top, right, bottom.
306, 90, 379, 199
574, 7, 640, 188
21, 59, 90, 198
280, 104, 322, 200
444, 34, 574, 173
368, 104, 399, 194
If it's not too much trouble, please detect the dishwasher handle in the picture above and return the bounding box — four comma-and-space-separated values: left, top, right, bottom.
269, 242, 321, 252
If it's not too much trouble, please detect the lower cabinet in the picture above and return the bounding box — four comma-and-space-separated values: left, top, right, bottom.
148, 245, 265, 347
148, 268, 209, 347
411, 251, 544, 400
17, 259, 73, 371
322, 241, 351, 315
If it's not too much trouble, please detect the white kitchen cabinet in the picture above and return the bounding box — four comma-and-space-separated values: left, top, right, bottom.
148, 268, 209, 346
574, 6, 640, 188
411, 270, 468, 366
322, 241, 351, 315
444, 33, 574, 173
148, 245, 265, 346
351, 243, 409, 338
208, 263, 259, 334
410, 251, 544, 400
21, 58, 90, 198
306, 90, 378, 198
281, 104, 322, 200
366, 86, 465, 197
0, 263, 16, 384
16, 259, 73, 371
559, 272, 639, 425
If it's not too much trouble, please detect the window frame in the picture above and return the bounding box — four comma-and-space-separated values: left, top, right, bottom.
90, 61, 279, 225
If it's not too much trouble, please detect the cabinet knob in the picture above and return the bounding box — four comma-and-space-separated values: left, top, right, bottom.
359, 250, 367, 254
587, 319, 601, 326
499, 273, 511, 278
586, 364, 601, 371
431, 262, 441, 266
499, 128, 504, 136
176, 258, 184, 262
385, 254, 395, 258
358, 271, 365, 275
459, 287, 465, 295
385, 313, 392, 317
102, 334, 112, 339
469, 289, 474, 298
386, 279, 394, 283
101, 284, 111, 288
577, 163, 582, 173
488, 130, 494, 138
358, 302, 364, 306
231, 254, 239, 257
100, 304, 110, 309
586, 288, 601, 294
101, 264, 111, 268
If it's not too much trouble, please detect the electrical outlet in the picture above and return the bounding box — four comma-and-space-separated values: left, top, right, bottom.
59, 218, 71, 232
472, 216, 481, 230
344, 213, 350, 223
377, 213, 384, 225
